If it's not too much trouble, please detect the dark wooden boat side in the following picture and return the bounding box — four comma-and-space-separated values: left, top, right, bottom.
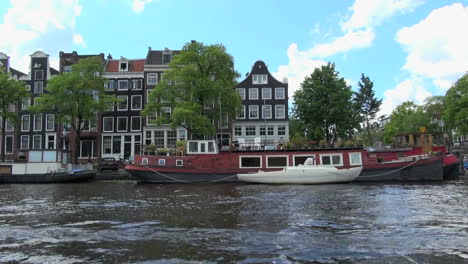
0, 170, 96, 184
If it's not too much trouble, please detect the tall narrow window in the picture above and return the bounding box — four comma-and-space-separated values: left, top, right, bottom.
21, 135, 29, 150
33, 135, 42, 149
262, 105, 272, 119
236, 88, 245, 100
34, 82, 43, 94
117, 117, 127, 132
236, 105, 246, 119
117, 96, 128, 111
131, 95, 142, 110
103, 117, 114, 132
33, 115, 42, 131
103, 136, 112, 154
262, 88, 272, 99
147, 73, 158, 85
249, 105, 259, 119
35, 70, 44, 80
275, 87, 285, 99
21, 115, 30, 131
118, 80, 128, 90
46, 114, 54, 131
131, 116, 141, 131
5, 136, 13, 154
249, 88, 258, 100
275, 105, 285, 119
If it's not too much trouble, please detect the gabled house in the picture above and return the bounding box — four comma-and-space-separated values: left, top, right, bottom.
101, 56, 145, 160
233, 61, 289, 148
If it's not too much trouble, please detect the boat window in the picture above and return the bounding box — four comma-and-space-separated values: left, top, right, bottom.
240, 156, 261, 168
200, 143, 206, 153
208, 142, 214, 152
176, 159, 183, 166
158, 159, 165, 166
349, 152, 362, 165
189, 142, 198, 152
142, 158, 148, 164
320, 154, 343, 166
294, 156, 309, 166
267, 156, 287, 168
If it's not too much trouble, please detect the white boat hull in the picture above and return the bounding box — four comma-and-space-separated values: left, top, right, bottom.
237, 166, 362, 184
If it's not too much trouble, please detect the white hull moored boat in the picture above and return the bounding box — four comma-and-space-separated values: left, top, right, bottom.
237, 158, 362, 184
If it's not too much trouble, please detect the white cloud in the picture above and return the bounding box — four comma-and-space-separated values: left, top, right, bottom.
380, 77, 432, 115
342, 0, 423, 31
73, 33, 86, 47
132, 0, 155, 13
272, 43, 327, 97
0, 0, 83, 72
396, 3, 468, 90
308, 30, 375, 58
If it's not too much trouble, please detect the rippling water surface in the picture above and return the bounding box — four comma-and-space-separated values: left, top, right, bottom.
1, 180, 468, 263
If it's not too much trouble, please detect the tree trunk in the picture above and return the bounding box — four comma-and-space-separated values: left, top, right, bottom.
73, 130, 81, 165
1, 115, 5, 162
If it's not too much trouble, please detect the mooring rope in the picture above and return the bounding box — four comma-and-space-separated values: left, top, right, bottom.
141, 164, 238, 184
357, 159, 419, 178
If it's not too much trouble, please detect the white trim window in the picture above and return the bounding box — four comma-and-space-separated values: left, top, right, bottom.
146, 112, 157, 124
33, 115, 42, 131
21, 115, 30, 131
33, 135, 42, 149
119, 61, 128, 72
278, 126, 286, 136
349, 152, 363, 166
320, 153, 343, 166
236, 105, 245, 119
267, 126, 274, 136
117, 116, 128, 132
249, 88, 258, 100
239, 156, 262, 168
220, 112, 228, 129
103, 117, 114, 132
275, 105, 285, 119
35, 70, 44, 80
131, 95, 142, 110
5, 135, 13, 154
118, 80, 128, 90
106, 80, 115, 91
117, 96, 128, 111
20, 135, 29, 150
132, 79, 142, 90
21, 98, 31, 110
266, 155, 288, 168
147, 73, 158, 85
45, 114, 54, 131
275, 87, 285, 99
234, 126, 242, 136
34, 82, 43, 94
262, 88, 272, 99
262, 105, 272, 119
131, 116, 141, 131
249, 105, 259, 119
246, 125, 256, 136
5, 119, 14, 132
252, 74, 267, 85
236, 88, 245, 100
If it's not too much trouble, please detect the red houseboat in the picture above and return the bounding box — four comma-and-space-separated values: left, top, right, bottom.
124, 140, 455, 183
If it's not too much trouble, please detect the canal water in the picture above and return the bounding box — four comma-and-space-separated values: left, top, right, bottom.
0, 180, 468, 264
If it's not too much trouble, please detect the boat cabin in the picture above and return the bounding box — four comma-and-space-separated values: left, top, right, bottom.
0, 150, 70, 175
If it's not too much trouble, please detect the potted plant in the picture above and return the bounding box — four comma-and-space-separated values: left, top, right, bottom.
158, 148, 169, 156
319, 139, 327, 148
144, 144, 157, 155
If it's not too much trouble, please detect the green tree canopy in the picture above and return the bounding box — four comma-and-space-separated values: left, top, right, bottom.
443, 74, 468, 135
354, 73, 382, 145
142, 41, 241, 137
383, 101, 433, 144
292, 62, 359, 143
0, 69, 29, 161
30, 57, 115, 164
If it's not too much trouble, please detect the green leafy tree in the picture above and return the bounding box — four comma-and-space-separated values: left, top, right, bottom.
293, 62, 359, 143
354, 73, 382, 145
142, 41, 241, 137
443, 74, 468, 136
0, 69, 29, 161
30, 57, 115, 164
383, 101, 433, 144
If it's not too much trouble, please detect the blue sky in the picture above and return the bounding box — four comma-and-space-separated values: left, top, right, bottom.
1, 0, 468, 116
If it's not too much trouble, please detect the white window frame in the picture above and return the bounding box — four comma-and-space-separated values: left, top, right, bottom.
34, 82, 43, 94
319, 153, 343, 166
5, 135, 14, 154
249, 88, 258, 100
117, 95, 128, 111
22, 98, 31, 110
275, 105, 285, 119
275, 87, 285, 99
292, 154, 317, 166
21, 115, 30, 131
35, 70, 44, 80
146, 112, 157, 125
32, 135, 42, 150
132, 79, 142, 90
249, 105, 259, 119
176, 159, 183, 166
103, 117, 114, 132
20, 135, 29, 150
239, 155, 262, 169
252, 74, 268, 85
147, 73, 158, 85
234, 126, 242, 136
45, 114, 54, 131
262, 105, 272, 119
118, 80, 128, 90
119, 62, 128, 72
236, 105, 246, 119
131, 116, 142, 132
117, 116, 128, 132
5, 119, 14, 132
245, 125, 256, 136
158, 159, 166, 166
131, 95, 142, 110
262, 88, 272, 99
266, 155, 289, 168
349, 152, 363, 166
277, 126, 286, 136
220, 112, 228, 129
236, 88, 245, 100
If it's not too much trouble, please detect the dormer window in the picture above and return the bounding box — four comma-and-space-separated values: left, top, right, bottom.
252, 74, 268, 85
120, 62, 128, 71
163, 53, 171, 64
